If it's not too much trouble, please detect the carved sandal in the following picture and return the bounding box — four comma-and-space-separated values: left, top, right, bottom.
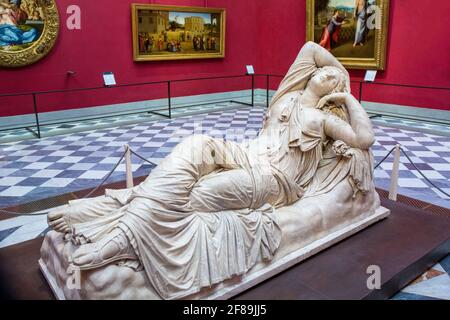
71, 228, 137, 270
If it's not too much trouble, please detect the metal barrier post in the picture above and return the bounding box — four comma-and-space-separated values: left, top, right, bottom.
251, 74, 255, 107
167, 80, 172, 119
358, 81, 363, 103
389, 144, 401, 201
124, 144, 134, 189
32, 93, 41, 138
266, 74, 270, 108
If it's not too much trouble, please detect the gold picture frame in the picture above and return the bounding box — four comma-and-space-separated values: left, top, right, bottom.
131, 4, 226, 62
0, 0, 60, 68
306, 0, 389, 70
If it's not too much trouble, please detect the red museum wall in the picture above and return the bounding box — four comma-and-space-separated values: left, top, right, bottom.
257, 0, 450, 111
0, 0, 449, 118
0, 0, 260, 117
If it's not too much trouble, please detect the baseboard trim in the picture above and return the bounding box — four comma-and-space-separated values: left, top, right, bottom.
363, 102, 450, 125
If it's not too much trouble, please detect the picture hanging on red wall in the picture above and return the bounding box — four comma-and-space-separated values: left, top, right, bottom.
131, 4, 226, 62
0, 0, 60, 68
306, 0, 389, 70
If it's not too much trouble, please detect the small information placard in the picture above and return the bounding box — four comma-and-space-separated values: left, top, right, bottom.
246, 65, 255, 75
364, 70, 377, 82
103, 72, 117, 86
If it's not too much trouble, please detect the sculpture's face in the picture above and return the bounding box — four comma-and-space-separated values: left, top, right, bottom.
308, 67, 343, 97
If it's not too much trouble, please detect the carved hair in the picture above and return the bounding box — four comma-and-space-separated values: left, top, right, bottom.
312, 65, 349, 95
322, 104, 349, 123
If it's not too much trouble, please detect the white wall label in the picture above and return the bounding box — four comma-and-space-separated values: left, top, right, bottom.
364, 70, 377, 82
103, 72, 116, 86
246, 65, 255, 75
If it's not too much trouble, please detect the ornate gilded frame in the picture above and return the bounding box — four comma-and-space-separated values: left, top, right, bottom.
131, 4, 226, 62
306, 0, 389, 70
0, 0, 60, 68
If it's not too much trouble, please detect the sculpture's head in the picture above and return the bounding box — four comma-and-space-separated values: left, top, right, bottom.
307, 66, 348, 98
307, 66, 350, 122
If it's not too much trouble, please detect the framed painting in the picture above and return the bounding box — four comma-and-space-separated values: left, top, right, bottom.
131, 4, 226, 62
306, 0, 389, 70
0, 0, 60, 68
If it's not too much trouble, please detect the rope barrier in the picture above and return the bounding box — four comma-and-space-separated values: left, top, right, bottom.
1, 144, 449, 216
373, 146, 396, 170
399, 147, 450, 198
0, 150, 127, 216
80, 151, 126, 199
372, 146, 450, 198
130, 150, 157, 167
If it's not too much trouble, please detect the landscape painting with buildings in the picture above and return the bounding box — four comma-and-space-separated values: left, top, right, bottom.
132, 4, 225, 61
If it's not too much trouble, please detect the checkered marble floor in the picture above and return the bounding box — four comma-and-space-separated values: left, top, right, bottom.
391, 255, 450, 300
0, 105, 449, 300
372, 127, 450, 208
371, 115, 450, 137
0, 98, 259, 144
1, 106, 449, 211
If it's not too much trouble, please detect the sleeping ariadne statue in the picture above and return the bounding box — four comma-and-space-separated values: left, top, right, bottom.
42, 42, 387, 300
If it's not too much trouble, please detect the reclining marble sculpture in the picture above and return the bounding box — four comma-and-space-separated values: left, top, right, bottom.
40, 42, 388, 300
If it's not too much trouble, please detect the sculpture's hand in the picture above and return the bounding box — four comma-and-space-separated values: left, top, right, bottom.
317, 92, 349, 110
332, 140, 355, 158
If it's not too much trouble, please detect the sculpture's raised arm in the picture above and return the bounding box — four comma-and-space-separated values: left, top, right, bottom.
270, 41, 351, 108
295, 43, 372, 149
300, 41, 350, 87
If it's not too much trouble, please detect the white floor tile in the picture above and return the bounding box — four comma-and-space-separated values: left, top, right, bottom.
397, 178, 428, 188
56, 156, 84, 163
17, 156, 45, 163
412, 170, 446, 180
48, 150, 75, 157
409, 151, 439, 158
403, 274, 450, 300
23, 162, 53, 170
78, 171, 109, 179
429, 163, 450, 171
0, 168, 19, 177
427, 146, 450, 152
40, 178, 74, 188
0, 186, 35, 197
67, 163, 96, 171
31, 170, 63, 178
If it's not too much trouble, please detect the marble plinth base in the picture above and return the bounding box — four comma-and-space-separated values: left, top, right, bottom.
39, 206, 390, 300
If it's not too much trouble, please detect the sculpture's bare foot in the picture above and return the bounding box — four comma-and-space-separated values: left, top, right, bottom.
71, 228, 137, 270
47, 209, 70, 234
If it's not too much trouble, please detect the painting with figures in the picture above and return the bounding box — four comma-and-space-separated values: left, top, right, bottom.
0, 0, 45, 52
307, 0, 389, 70
132, 4, 226, 61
